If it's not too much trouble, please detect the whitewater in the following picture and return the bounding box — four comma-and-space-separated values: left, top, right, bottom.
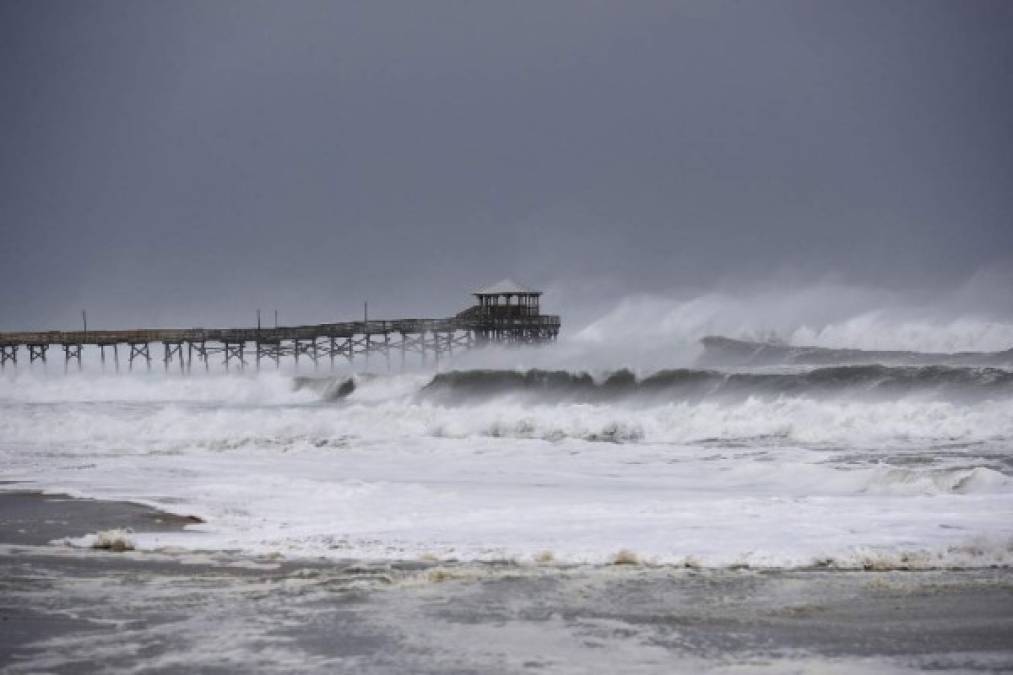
2, 357, 1012, 570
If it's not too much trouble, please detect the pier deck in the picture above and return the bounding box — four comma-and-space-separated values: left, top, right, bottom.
0, 314, 560, 373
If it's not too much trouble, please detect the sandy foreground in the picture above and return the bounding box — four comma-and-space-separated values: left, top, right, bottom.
1, 491, 1012, 674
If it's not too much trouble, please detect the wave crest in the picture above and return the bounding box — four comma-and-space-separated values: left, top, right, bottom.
419, 365, 1013, 405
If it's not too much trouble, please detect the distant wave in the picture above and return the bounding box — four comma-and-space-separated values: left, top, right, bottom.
419, 365, 1013, 404
699, 335, 1013, 368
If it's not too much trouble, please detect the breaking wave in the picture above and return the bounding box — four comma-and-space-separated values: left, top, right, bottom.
3, 354, 1012, 570
419, 365, 1013, 405
292, 374, 358, 401
860, 466, 1010, 496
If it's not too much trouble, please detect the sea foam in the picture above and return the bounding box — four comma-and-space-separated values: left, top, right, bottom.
2, 367, 1011, 569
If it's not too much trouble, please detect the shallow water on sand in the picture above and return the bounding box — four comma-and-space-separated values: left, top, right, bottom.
2, 536, 1011, 672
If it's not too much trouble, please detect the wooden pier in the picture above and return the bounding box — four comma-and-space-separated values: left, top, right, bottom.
0, 281, 560, 373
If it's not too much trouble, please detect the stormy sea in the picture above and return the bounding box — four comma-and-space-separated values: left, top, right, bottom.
2, 331, 1012, 672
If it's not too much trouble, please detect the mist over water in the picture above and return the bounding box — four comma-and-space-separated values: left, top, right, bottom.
454, 276, 1013, 372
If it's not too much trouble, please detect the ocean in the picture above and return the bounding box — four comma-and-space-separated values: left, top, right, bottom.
1, 330, 1012, 672
3, 359, 1012, 569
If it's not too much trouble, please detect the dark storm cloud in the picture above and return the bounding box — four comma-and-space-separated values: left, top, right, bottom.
1, 0, 1011, 329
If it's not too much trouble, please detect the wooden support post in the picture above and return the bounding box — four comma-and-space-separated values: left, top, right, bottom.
290, 339, 316, 371
129, 343, 151, 372
223, 342, 245, 371
187, 341, 208, 372
0, 345, 16, 369
63, 344, 82, 373
114, 344, 120, 374
255, 342, 280, 370
163, 343, 184, 373
28, 344, 49, 368
329, 337, 336, 371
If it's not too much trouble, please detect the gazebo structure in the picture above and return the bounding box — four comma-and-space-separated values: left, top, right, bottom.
450, 279, 558, 344
472, 279, 542, 319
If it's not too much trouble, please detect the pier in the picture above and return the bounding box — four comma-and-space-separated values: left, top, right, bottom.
0, 280, 559, 373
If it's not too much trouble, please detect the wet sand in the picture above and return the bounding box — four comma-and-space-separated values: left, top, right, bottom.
0, 490, 203, 546
1, 492, 1012, 673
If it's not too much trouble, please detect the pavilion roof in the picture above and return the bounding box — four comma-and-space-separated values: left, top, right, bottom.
473, 279, 540, 296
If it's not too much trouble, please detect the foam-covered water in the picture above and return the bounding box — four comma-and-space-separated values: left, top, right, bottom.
2, 357, 1011, 570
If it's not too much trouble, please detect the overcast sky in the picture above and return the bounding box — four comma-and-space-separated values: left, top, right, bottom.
1, 0, 1011, 330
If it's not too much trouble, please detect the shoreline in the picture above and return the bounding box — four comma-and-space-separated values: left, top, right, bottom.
0, 490, 204, 547
2, 493, 1012, 672
1, 490, 1010, 572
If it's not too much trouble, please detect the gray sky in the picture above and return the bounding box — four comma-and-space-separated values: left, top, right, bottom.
1, 0, 1011, 330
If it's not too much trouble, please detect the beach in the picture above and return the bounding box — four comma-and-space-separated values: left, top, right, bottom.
3, 492, 1012, 673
